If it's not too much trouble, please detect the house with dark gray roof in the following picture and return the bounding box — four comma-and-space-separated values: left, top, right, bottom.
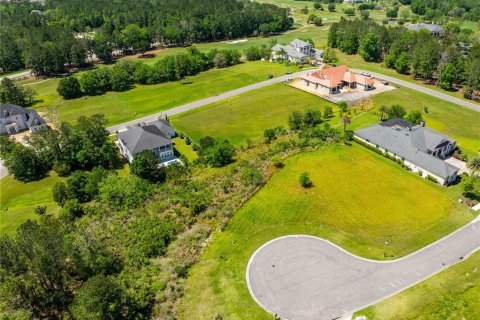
1, 103, 47, 135
354, 119, 459, 185
116, 119, 176, 163
408, 23, 444, 36
271, 39, 324, 63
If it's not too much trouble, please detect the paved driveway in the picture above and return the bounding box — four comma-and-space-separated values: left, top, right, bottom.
247, 218, 480, 320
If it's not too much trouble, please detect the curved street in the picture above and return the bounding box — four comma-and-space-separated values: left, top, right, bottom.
247, 217, 480, 320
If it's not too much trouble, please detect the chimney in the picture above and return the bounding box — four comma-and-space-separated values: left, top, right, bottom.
420, 120, 426, 127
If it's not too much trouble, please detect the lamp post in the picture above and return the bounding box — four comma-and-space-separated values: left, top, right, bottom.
383, 241, 389, 258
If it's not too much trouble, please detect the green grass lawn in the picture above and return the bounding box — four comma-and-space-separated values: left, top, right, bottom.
355, 250, 480, 319
176, 144, 475, 319
0, 172, 64, 236
172, 84, 339, 145
29, 62, 303, 126
172, 137, 198, 162
370, 87, 480, 156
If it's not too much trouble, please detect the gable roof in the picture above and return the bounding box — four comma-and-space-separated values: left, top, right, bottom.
149, 119, 174, 134
291, 39, 311, 48
26, 110, 47, 127
354, 120, 458, 179
1, 103, 28, 117
117, 124, 171, 155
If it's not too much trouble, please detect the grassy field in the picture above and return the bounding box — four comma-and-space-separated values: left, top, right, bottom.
0, 172, 64, 236
176, 144, 475, 319
28, 62, 303, 126
0, 165, 130, 236
355, 250, 480, 319
171, 84, 339, 145
370, 87, 480, 156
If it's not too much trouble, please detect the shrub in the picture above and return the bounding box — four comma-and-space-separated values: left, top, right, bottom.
264, 128, 276, 142
299, 172, 312, 188
34, 205, 47, 215
426, 175, 438, 183
271, 155, 283, 168
328, 4, 336, 12
53, 161, 71, 177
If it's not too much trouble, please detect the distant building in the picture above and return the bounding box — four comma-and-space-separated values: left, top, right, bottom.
408, 23, 444, 36
116, 119, 176, 163
299, 65, 373, 94
271, 39, 324, 63
354, 118, 458, 185
0, 103, 48, 135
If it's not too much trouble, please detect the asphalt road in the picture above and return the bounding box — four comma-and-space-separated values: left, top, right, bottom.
0, 70, 31, 81
107, 68, 479, 133
247, 217, 480, 320
107, 70, 312, 133
350, 68, 480, 113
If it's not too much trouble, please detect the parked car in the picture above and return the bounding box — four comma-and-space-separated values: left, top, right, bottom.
381, 80, 389, 85
361, 72, 372, 77
286, 71, 292, 74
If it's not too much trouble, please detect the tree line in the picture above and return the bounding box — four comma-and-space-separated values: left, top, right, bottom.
328, 18, 480, 99
57, 47, 242, 99
0, 0, 292, 75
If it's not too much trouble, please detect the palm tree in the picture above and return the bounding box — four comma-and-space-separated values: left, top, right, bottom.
379, 105, 388, 121
341, 114, 352, 132
276, 48, 287, 62
467, 156, 480, 174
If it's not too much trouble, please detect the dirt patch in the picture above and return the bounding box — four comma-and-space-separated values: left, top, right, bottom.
123, 48, 166, 59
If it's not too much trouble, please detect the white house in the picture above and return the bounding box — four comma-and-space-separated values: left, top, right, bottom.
408, 23, 445, 37
354, 118, 459, 185
271, 39, 324, 63
0, 103, 48, 135
116, 119, 176, 163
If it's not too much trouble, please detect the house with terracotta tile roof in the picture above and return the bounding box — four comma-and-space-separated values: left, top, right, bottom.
299, 65, 374, 94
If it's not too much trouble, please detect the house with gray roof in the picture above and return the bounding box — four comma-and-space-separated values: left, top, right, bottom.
116, 119, 176, 163
271, 39, 324, 63
1, 103, 47, 135
354, 119, 459, 185
408, 23, 444, 36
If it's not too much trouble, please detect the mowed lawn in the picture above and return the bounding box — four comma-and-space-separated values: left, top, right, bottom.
0, 173, 63, 236
371, 87, 480, 156
171, 84, 338, 144
176, 144, 475, 319
356, 250, 480, 320
29, 61, 303, 126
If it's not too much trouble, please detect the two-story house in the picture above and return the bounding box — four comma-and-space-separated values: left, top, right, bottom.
116, 119, 176, 163
271, 39, 324, 63
0, 103, 48, 135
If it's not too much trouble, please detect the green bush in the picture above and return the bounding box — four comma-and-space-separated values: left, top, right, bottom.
299, 172, 312, 188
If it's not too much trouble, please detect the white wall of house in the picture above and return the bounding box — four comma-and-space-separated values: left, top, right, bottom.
29, 123, 48, 133
354, 135, 455, 185
0, 114, 28, 134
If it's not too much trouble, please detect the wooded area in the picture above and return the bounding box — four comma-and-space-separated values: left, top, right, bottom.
328, 18, 480, 99
0, 0, 292, 75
